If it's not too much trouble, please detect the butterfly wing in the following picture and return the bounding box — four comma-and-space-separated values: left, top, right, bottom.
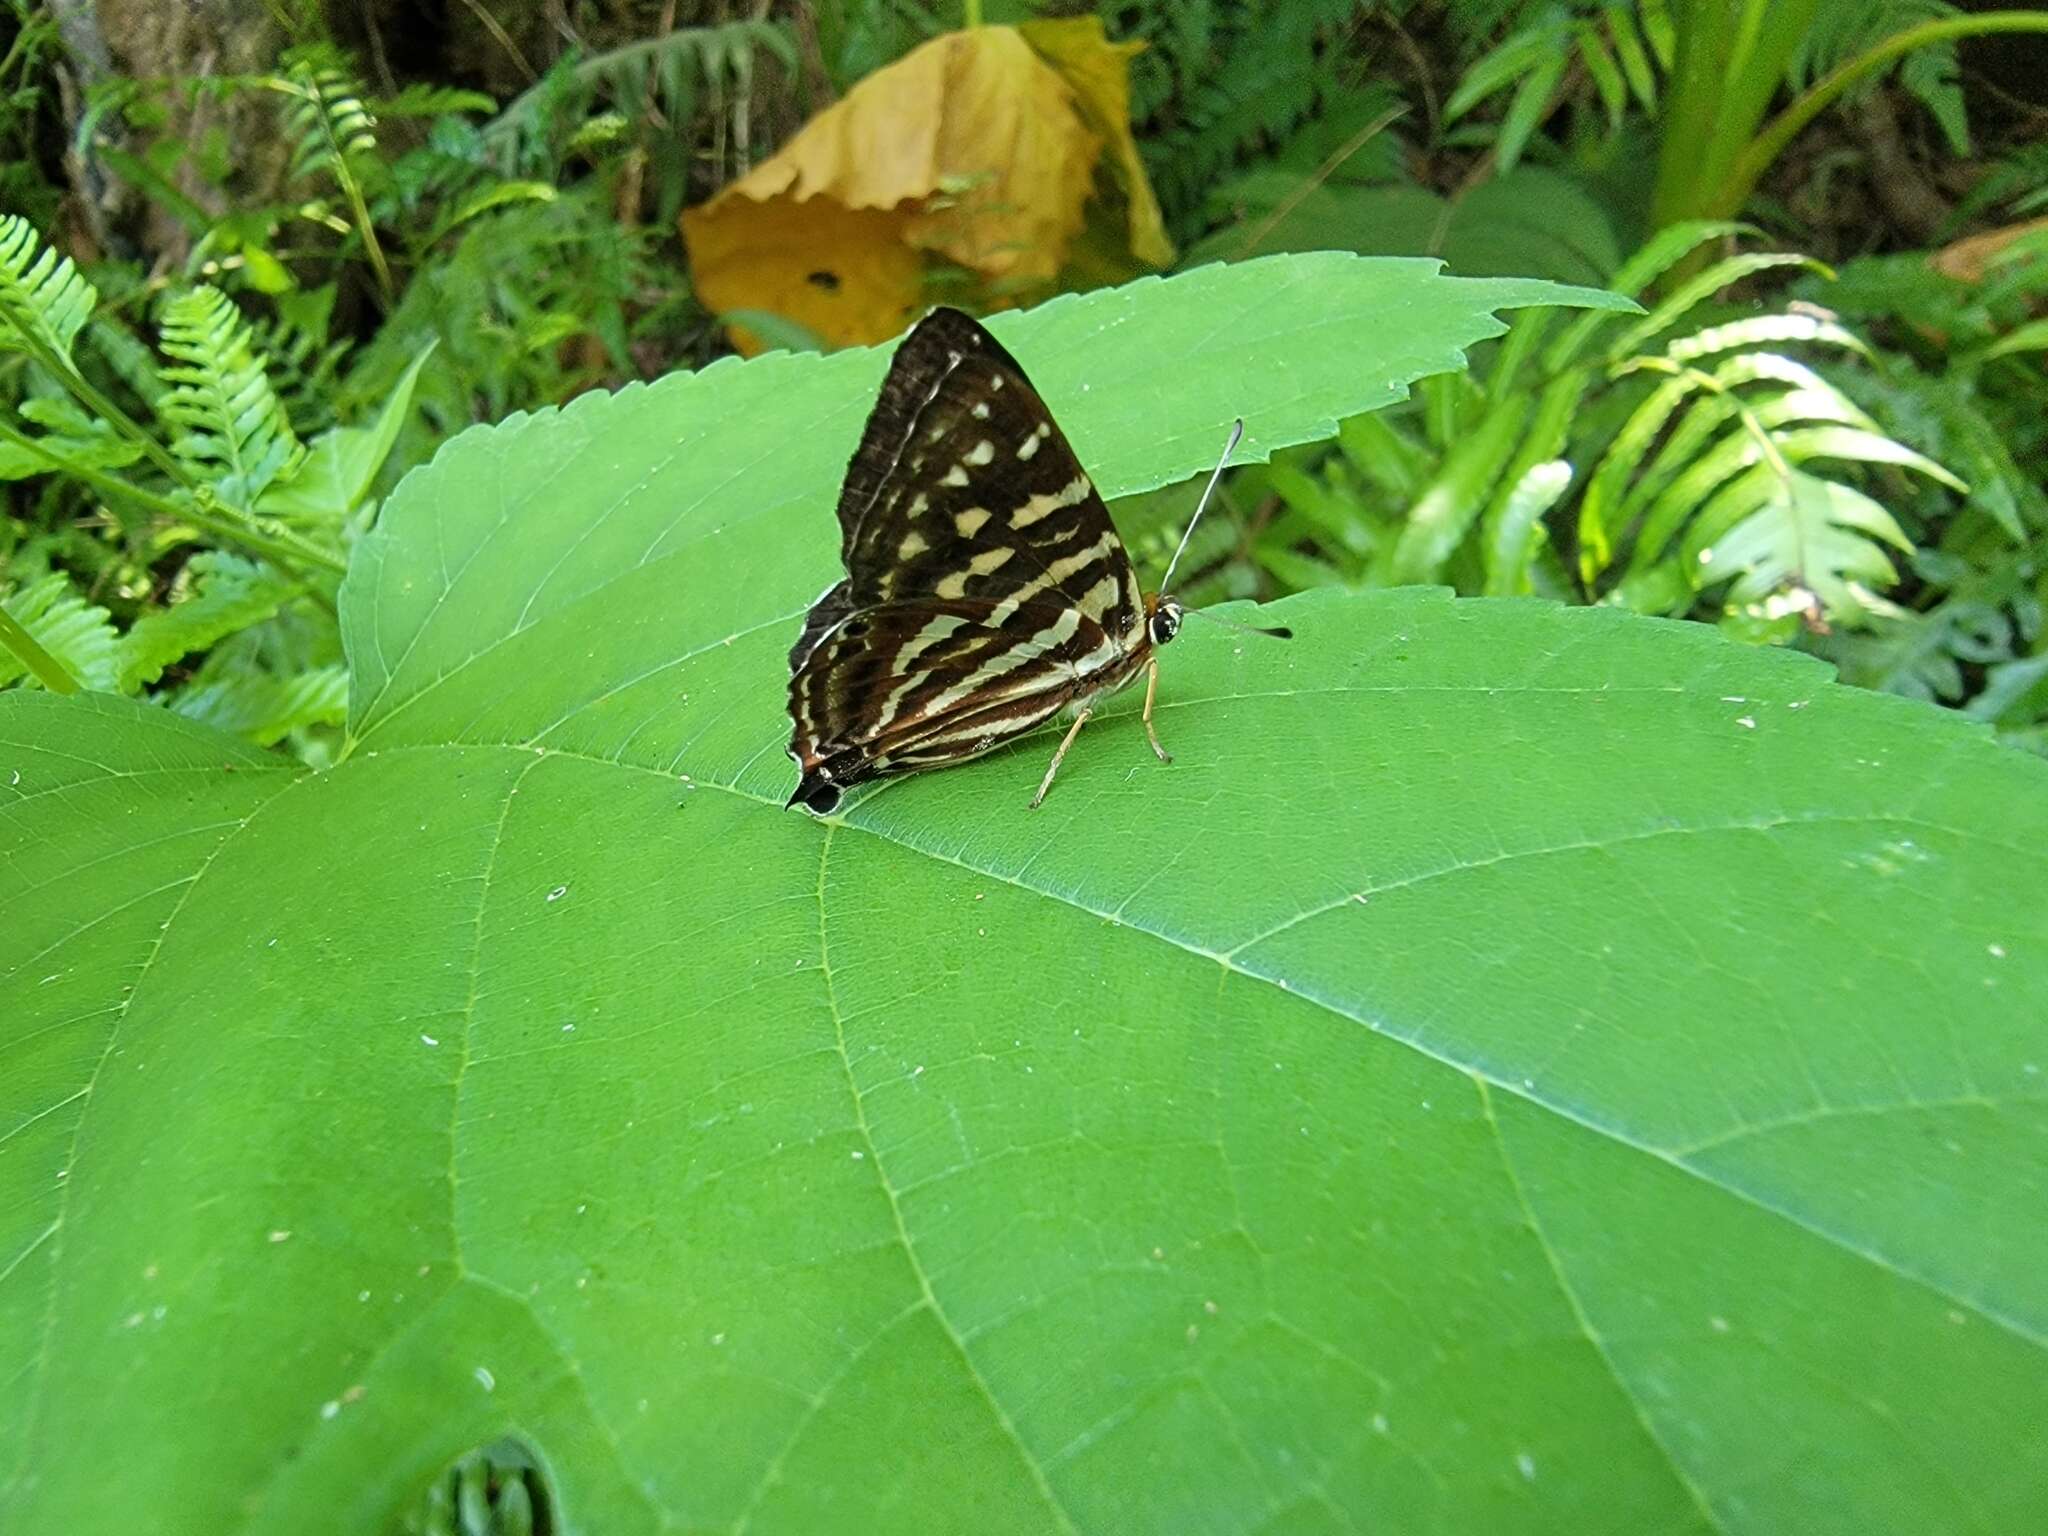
788, 591, 1136, 811
787, 308, 1151, 812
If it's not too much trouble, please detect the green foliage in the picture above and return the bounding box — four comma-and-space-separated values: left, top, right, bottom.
1789, 234, 2048, 745
0, 571, 117, 690
155, 285, 302, 506
6, 260, 2046, 1534
0, 211, 97, 366
484, 19, 795, 199
115, 551, 299, 691
1157, 226, 1960, 644
1790, 0, 1969, 153
394, 1444, 551, 1536
0, 212, 423, 753
1444, 0, 1674, 168
1113, 0, 1364, 238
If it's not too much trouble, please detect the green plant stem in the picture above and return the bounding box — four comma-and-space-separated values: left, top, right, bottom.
1, 317, 195, 489
1716, 12, 2048, 219
336, 163, 396, 309
0, 417, 347, 578
0, 601, 79, 693
964, 0, 983, 27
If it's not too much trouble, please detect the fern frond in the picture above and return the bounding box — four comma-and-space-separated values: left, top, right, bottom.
0, 574, 119, 692
0, 214, 98, 367
1693, 471, 1913, 623
1582, 308, 1961, 629
156, 286, 302, 506
117, 553, 300, 691
283, 56, 379, 186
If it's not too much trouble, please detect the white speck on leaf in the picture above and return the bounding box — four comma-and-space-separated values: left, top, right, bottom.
1371, 1413, 1389, 1434
1736, 716, 1757, 729
851, 1150, 865, 1160
546, 885, 568, 902
1516, 1452, 1537, 1482
421, 1034, 439, 1047
474, 1366, 495, 1392
1710, 1315, 1729, 1333
1989, 944, 2007, 959
320, 1400, 340, 1420
269, 1230, 291, 1243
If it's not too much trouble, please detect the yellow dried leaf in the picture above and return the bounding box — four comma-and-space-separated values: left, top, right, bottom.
1019, 16, 1173, 273
681, 24, 1170, 354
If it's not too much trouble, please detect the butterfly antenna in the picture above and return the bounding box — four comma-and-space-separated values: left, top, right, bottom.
1158, 418, 1244, 596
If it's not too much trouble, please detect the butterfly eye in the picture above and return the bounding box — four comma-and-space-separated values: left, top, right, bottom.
1149, 603, 1182, 646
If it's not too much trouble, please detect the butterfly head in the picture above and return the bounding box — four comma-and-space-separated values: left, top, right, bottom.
1147, 594, 1184, 648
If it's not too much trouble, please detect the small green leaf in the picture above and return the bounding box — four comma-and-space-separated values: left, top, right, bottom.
169, 661, 348, 744
259, 339, 437, 523
116, 553, 300, 692
1494, 48, 1567, 175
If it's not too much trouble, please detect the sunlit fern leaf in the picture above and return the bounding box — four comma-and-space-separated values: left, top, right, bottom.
1692, 470, 1914, 624
1581, 297, 1960, 628
0, 574, 119, 692
167, 662, 347, 746
117, 553, 300, 692
156, 286, 302, 506
0, 214, 97, 366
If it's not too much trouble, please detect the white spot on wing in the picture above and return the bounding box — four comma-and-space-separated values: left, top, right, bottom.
955, 507, 991, 537
1016, 423, 1050, 461
941, 465, 970, 488
966, 440, 996, 466
898, 531, 928, 559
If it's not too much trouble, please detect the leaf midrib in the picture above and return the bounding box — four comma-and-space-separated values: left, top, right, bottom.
342, 736, 2047, 1361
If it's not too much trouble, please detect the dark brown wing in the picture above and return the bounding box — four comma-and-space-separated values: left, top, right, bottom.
787, 308, 1149, 812
787, 590, 1150, 810
832, 308, 1145, 628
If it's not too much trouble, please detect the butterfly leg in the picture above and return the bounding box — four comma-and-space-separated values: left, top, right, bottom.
1031, 707, 1093, 809
1142, 657, 1172, 763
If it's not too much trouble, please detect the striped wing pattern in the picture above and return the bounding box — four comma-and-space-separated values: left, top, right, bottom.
787, 308, 1151, 813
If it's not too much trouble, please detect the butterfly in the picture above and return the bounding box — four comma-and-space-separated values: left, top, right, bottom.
785, 307, 1282, 815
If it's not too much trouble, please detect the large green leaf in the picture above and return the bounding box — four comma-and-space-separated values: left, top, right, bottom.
5, 256, 2046, 1536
